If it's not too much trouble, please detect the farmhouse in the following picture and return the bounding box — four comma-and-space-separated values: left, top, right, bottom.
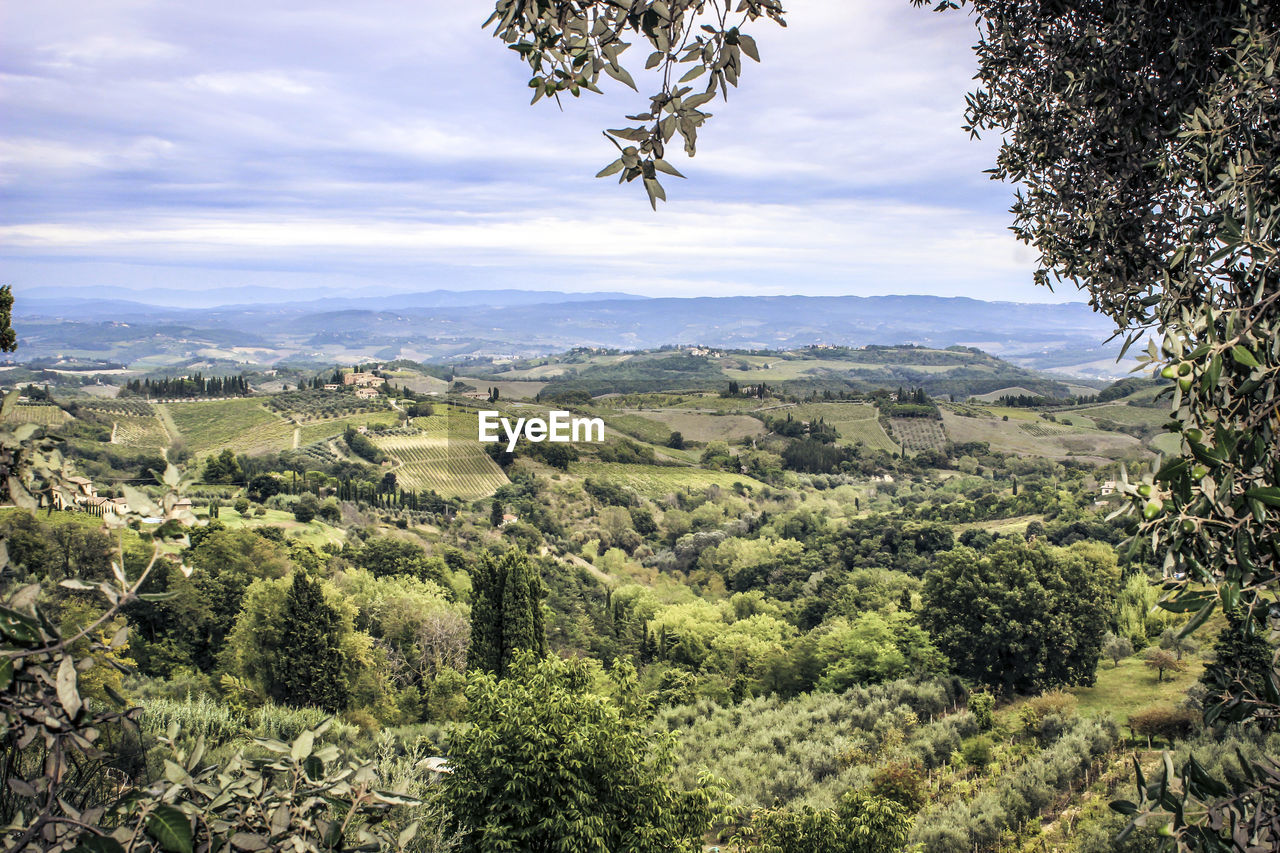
344, 372, 384, 387
354, 387, 380, 400
323, 383, 341, 391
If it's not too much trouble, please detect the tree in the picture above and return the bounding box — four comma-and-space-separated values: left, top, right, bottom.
442, 654, 721, 852
734, 789, 911, 853
201, 448, 242, 484
1143, 648, 1185, 684
666, 430, 685, 449
1199, 607, 1278, 731
292, 492, 320, 523
489, 499, 504, 528
0, 285, 17, 352
921, 539, 1116, 695
274, 572, 348, 710
1102, 632, 1135, 668
467, 549, 546, 677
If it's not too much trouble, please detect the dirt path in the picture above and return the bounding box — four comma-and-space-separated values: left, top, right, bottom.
293, 426, 301, 449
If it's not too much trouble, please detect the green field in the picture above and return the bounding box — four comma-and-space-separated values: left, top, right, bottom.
1077, 403, 1169, 428
159, 399, 295, 456
789, 402, 899, 453
610, 410, 765, 445
1071, 654, 1205, 725
571, 461, 767, 498
298, 410, 401, 446
373, 408, 507, 500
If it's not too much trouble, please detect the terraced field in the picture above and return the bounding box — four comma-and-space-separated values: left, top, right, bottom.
5, 405, 71, 426
889, 417, 948, 452
159, 399, 295, 456
110, 415, 170, 451
372, 408, 507, 500
789, 403, 898, 454
571, 461, 768, 498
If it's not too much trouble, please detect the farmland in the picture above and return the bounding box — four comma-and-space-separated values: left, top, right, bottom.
571, 461, 767, 498
110, 414, 171, 451
298, 410, 401, 446
609, 410, 764, 445
159, 398, 295, 456
266, 388, 392, 421
789, 402, 898, 454
5, 405, 71, 426
373, 407, 508, 500
889, 417, 947, 453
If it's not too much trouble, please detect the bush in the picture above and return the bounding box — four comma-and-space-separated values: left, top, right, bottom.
1129, 706, 1199, 747
233, 496, 250, 514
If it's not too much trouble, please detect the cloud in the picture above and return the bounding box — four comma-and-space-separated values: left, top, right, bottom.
0, 0, 1058, 305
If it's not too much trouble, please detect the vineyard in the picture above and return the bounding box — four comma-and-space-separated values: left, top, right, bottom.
1018, 421, 1073, 438
789, 402, 899, 454
5, 405, 71, 426
110, 415, 170, 451
159, 399, 295, 456
888, 417, 947, 453
373, 408, 507, 500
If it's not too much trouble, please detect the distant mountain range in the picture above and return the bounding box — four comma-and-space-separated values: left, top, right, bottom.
11, 290, 1129, 379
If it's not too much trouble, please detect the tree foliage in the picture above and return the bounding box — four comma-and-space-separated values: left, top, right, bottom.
920, 539, 1116, 695
484, 0, 785, 208
442, 652, 722, 852
467, 548, 546, 677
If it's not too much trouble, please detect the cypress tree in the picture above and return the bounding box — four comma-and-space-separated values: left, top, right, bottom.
467, 549, 545, 678
276, 571, 348, 711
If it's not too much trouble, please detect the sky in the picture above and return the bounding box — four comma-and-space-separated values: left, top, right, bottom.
0, 1, 1081, 306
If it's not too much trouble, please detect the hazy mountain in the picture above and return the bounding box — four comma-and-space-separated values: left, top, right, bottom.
11, 291, 1127, 378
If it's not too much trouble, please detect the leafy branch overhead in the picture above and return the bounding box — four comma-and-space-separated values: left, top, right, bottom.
484, 0, 786, 208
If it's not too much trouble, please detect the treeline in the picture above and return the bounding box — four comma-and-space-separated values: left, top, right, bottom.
122, 373, 250, 399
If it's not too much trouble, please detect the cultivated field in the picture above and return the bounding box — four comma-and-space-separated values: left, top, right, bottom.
373, 408, 507, 500
5, 405, 71, 426
789, 403, 899, 454
889, 417, 947, 453
110, 415, 170, 451
159, 399, 295, 456
571, 461, 768, 499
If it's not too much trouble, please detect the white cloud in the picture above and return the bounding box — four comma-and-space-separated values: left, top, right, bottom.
0, 0, 1048, 303
186, 72, 314, 97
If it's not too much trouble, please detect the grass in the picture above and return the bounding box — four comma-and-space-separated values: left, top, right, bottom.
570, 461, 768, 498
1072, 654, 1205, 725
940, 408, 1144, 462
217, 507, 346, 547
159, 399, 295, 456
